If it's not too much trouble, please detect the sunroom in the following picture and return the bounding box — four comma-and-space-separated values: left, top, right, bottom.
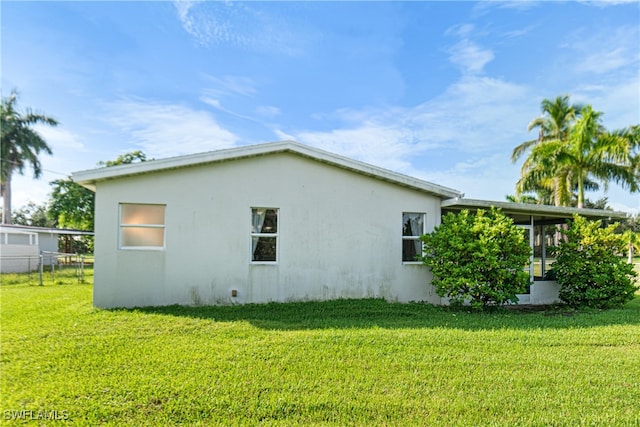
440, 198, 628, 304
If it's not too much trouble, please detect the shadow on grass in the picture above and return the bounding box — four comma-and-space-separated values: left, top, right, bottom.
124, 296, 640, 331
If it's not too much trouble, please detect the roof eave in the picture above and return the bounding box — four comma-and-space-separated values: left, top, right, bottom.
0, 224, 95, 235
441, 198, 628, 220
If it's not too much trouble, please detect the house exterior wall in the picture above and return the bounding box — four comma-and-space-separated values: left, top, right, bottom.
0, 244, 39, 273
37, 232, 59, 254
93, 152, 443, 308
37, 232, 60, 266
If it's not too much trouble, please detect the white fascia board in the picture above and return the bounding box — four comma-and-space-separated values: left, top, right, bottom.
71, 142, 287, 190
289, 142, 463, 199
0, 225, 94, 235
72, 140, 463, 199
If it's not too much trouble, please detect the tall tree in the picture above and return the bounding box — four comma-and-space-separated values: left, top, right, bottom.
512, 95, 582, 206
621, 124, 640, 181
517, 106, 639, 208
48, 179, 95, 230
1, 90, 58, 224
48, 150, 149, 230
96, 150, 147, 167
12, 201, 55, 228
505, 193, 539, 204
512, 95, 581, 160
567, 107, 638, 207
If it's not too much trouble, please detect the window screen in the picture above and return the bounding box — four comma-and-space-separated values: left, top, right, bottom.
402, 212, 425, 262
251, 208, 278, 262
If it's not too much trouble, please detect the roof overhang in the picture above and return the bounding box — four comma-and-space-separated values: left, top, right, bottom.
72, 140, 463, 200
441, 198, 628, 225
0, 225, 94, 236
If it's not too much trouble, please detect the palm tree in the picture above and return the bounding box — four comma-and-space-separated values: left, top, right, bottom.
516, 142, 573, 206
622, 124, 640, 179
624, 230, 639, 264
574, 108, 638, 207
517, 106, 639, 208
1, 90, 58, 224
512, 95, 582, 205
512, 95, 582, 161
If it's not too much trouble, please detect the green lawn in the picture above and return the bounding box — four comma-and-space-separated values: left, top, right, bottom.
1, 276, 640, 426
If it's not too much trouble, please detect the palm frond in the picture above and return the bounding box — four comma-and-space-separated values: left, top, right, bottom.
0, 90, 56, 182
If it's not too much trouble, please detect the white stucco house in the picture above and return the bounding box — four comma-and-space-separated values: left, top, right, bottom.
72, 140, 625, 308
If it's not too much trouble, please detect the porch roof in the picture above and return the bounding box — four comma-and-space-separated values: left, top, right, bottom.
440, 198, 628, 225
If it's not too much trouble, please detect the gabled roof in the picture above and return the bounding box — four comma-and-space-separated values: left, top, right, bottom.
72, 140, 463, 199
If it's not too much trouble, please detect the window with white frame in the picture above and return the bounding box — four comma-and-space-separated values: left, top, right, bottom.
251, 208, 278, 262
119, 204, 166, 249
402, 212, 425, 262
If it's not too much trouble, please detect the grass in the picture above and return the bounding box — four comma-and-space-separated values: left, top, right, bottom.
1, 272, 640, 426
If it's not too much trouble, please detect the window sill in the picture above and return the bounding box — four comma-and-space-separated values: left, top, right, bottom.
119, 246, 165, 251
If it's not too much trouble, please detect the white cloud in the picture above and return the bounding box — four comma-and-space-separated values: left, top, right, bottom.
293, 124, 421, 173
448, 39, 495, 74
199, 96, 278, 128
273, 129, 296, 141
174, 0, 231, 47
32, 125, 85, 151
255, 105, 280, 118
7, 98, 241, 210
281, 75, 531, 179
573, 76, 640, 129
201, 74, 257, 98
444, 23, 476, 38
472, 1, 541, 15
200, 97, 222, 110
608, 201, 640, 216
444, 23, 494, 75
10, 176, 51, 211
577, 47, 635, 75
107, 98, 239, 158
417, 152, 522, 201
577, 0, 639, 7
412, 75, 531, 151
173, 1, 309, 55
556, 24, 640, 140
503, 24, 538, 38
563, 26, 639, 75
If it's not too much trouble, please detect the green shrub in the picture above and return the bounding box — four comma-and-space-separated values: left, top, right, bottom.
420, 208, 531, 309
552, 215, 638, 309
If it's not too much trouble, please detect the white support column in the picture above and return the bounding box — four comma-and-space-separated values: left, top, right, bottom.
529, 216, 534, 282
541, 225, 547, 278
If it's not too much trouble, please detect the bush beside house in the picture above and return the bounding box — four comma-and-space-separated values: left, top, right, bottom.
420, 208, 531, 309
552, 215, 638, 309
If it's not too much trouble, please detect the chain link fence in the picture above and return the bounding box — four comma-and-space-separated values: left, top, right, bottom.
0, 251, 89, 285
39, 251, 88, 285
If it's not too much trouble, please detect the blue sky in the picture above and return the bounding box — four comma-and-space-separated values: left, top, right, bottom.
2, 0, 639, 214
